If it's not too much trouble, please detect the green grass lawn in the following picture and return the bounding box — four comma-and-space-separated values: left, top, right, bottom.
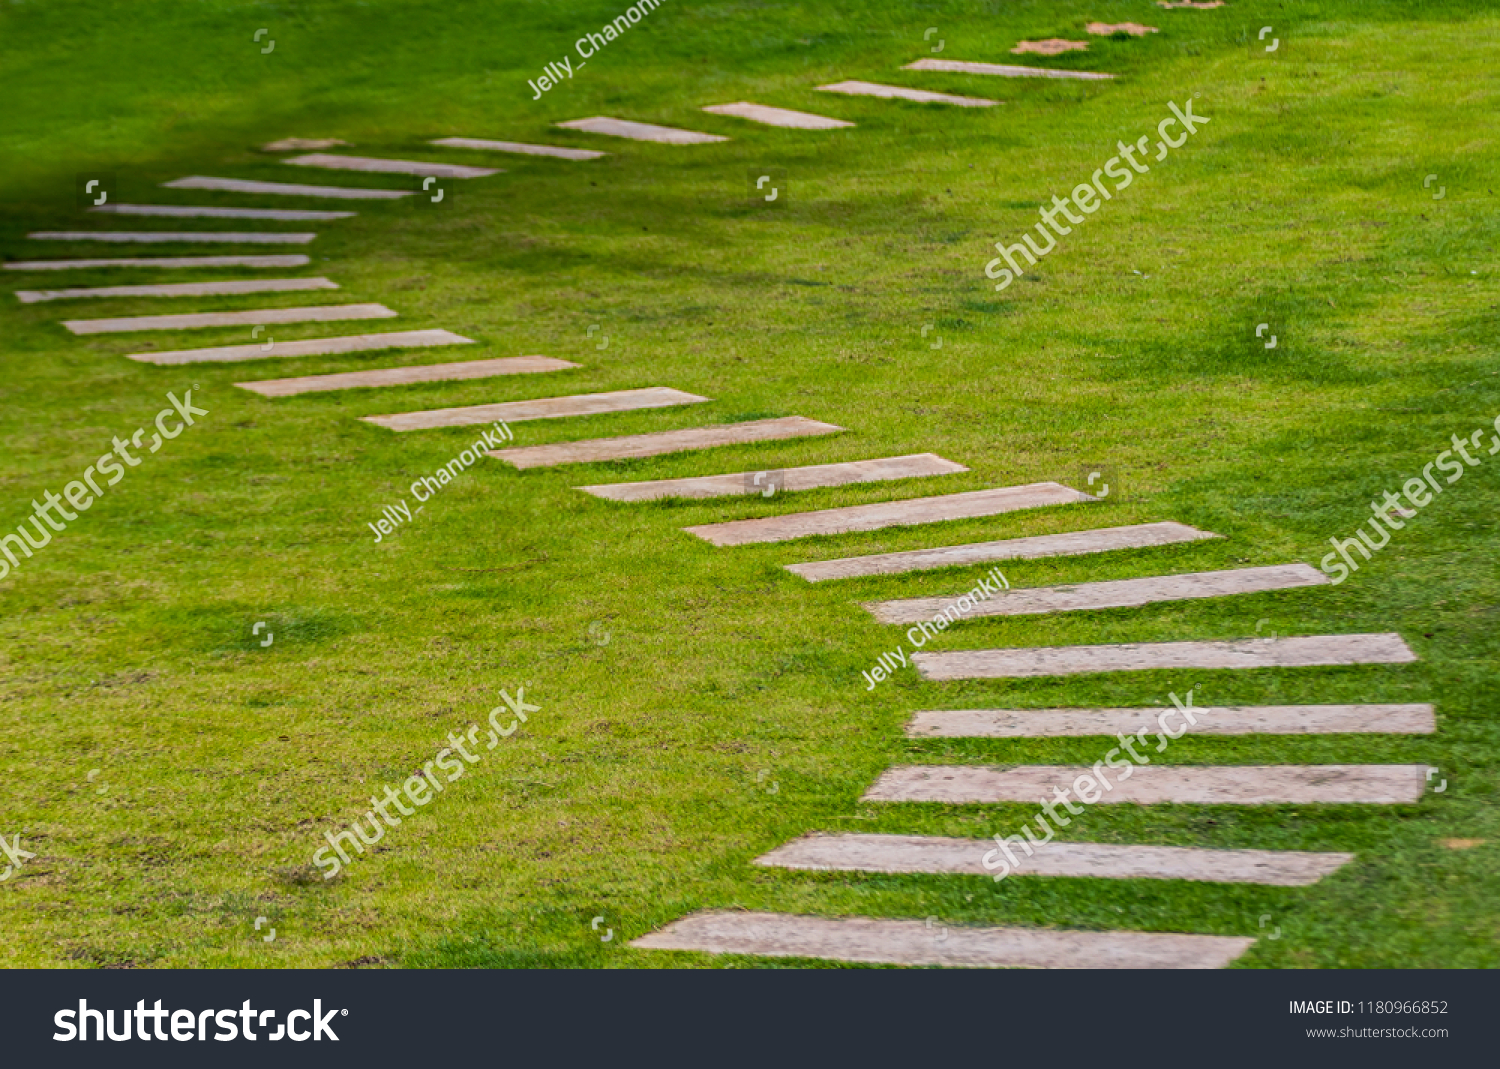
0, 0, 1496, 968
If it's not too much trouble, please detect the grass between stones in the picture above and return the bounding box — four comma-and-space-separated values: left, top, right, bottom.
0, 0, 1496, 969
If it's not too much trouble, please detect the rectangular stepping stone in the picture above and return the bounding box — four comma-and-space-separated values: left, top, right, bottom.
756, 833, 1354, 887
684, 483, 1093, 547
490, 416, 844, 469
787, 521, 1219, 582
907, 704, 1438, 738
263, 138, 349, 152
63, 302, 395, 335
164, 176, 414, 200
3, 254, 311, 272
904, 58, 1114, 80
235, 356, 579, 397
29, 231, 315, 245
555, 117, 729, 144
91, 204, 354, 221
863, 764, 1429, 805
126, 328, 472, 366
430, 137, 606, 160
17, 277, 338, 304
578, 454, 966, 502
361, 386, 708, 432
865, 563, 1329, 625
912, 633, 1418, 680
631, 911, 1253, 969
283, 153, 499, 179
816, 80, 1000, 107
701, 102, 854, 129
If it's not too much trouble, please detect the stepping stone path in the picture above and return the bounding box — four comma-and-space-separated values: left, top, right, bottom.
863, 765, 1429, 805
29, 231, 316, 245
683, 483, 1093, 546
578, 454, 965, 502
361, 386, 708, 432
906, 704, 1437, 738
903, 58, 1113, 81
1012, 39, 1089, 55
912, 632, 1417, 680
757, 833, 1354, 887
1158, 1, 1224, 8
701, 103, 855, 129
283, 154, 500, 179
263, 138, 349, 151
555, 117, 729, 144
3, 254, 311, 272
235, 356, 578, 398
631, 911, 1253, 969
490, 417, 843, 469
63, 302, 395, 335
16, 277, 337, 304
429, 137, 606, 160
786, 521, 1218, 582
164, 176, 414, 200
91, 204, 354, 221
1087, 22, 1158, 35
126, 328, 472, 365
863, 562, 1329, 624
816, 81, 999, 107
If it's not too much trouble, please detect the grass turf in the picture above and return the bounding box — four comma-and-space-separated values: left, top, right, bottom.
0, 0, 1496, 968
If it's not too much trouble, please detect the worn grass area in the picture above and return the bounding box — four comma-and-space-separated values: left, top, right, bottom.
0, 0, 1496, 968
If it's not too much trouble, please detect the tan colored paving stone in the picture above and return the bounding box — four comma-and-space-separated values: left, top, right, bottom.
903, 58, 1112, 80
1086, 21, 1159, 35
64, 302, 395, 335
701, 102, 855, 129
263, 138, 349, 151
555, 117, 729, 144
429, 137, 606, 160
631, 911, 1253, 969
236, 356, 578, 397
126, 328, 472, 365
863, 764, 1429, 805
283, 154, 499, 178
489, 416, 844, 469
906, 704, 1437, 738
816, 81, 1000, 107
29, 231, 316, 245
756, 833, 1354, 886
787, 521, 1218, 582
163, 176, 413, 200
17, 277, 337, 304
684, 483, 1093, 547
91, 204, 353, 221
3, 255, 311, 271
1011, 39, 1089, 55
361, 386, 708, 432
578, 453, 965, 502
913, 633, 1418, 680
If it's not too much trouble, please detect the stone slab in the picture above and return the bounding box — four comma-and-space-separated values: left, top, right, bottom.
91, 204, 354, 221
283, 153, 500, 178
756, 833, 1354, 887
865, 563, 1329, 625
30, 231, 316, 245
787, 521, 1219, 582
579, 453, 966, 502
164, 177, 414, 200
1087, 22, 1158, 35
684, 483, 1093, 547
64, 302, 395, 335
913, 633, 1418, 680
864, 765, 1429, 805
1013, 39, 1090, 55
816, 80, 1000, 107
263, 138, 350, 152
3, 255, 312, 272
126, 328, 473, 366
430, 137, 606, 160
361, 386, 708, 432
631, 911, 1252, 969
235, 356, 579, 397
907, 704, 1438, 738
490, 416, 844, 469
701, 102, 855, 129
555, 117, 730, 144
903, 58, 1113, 80
18, 277, 338, 304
